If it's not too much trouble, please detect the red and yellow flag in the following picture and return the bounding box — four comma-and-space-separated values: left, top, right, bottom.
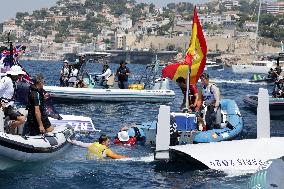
162, 7, 207, 85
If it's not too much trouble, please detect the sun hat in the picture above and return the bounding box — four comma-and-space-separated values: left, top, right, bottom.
117, 131, 130, 142
6, 65, 25, 75
64, 60, 69, 63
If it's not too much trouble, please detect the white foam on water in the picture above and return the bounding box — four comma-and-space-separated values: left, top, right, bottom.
210, 78, 267, 85
117, 154, 155, 163
223, 169, 256, 177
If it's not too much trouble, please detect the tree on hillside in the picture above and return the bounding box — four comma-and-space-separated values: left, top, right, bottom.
167, 3, 176, 10
16, 12, 29, 20
32, 9, 49, 20
239, 0, 251, 13
260, 13, 276, 27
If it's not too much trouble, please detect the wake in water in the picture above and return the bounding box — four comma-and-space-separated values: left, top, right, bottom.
211, 78, 268, 85
117, 154, 155, 163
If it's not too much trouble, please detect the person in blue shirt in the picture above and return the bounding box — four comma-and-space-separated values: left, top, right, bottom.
116, 60, 130, 89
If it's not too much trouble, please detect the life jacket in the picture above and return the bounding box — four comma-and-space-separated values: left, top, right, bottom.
87, 142, 108, 160
202, 83, 219, 105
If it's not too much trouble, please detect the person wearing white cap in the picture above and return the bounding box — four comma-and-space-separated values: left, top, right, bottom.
0, 65, 26, 134
60, 60, 69, 87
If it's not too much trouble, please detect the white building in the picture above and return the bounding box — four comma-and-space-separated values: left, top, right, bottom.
267, 2, 284, 14
117, 15, 132, 31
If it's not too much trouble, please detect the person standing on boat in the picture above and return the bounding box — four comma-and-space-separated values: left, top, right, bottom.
25, 74, 54, 136
68, 65, 78, 87
116, 60, 130, 89
200, 73, 221, 130
60, 60, 69, 87
175, 77, 200, 112
272, 76, 284, 98
69, 134, 129, 159
0, 65, 26, 134
97, 64, 113, 88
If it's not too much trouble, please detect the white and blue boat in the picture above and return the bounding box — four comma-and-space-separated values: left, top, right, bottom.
139, 99, 243, 145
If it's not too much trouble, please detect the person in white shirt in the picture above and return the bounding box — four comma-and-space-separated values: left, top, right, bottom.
97, 64, 113, 88
60, 60, 69, 87
0, 65, 26, 134
200, 73, 221, 130
68, 65, 78, 87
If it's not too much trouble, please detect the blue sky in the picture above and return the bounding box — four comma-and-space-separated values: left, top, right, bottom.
0, 0, 275, 22
0, 0, 207, 22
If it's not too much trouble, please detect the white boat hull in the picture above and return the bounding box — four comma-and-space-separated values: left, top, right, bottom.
232, 64, 272, 74
169, 137, 284, 172
44, 86, 175, 103
0, 125, 73, 170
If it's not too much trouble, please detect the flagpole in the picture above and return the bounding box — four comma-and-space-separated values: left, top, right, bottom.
185, 64, 190, 112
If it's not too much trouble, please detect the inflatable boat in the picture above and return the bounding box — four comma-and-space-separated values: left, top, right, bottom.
0, 124, 74, 170
139, 99, 243, 145
44, 78, 175, 103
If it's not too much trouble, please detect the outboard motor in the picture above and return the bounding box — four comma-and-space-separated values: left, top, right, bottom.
151, 78, 170, 90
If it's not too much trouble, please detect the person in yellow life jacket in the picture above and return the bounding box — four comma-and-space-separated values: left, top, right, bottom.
69, 134, 128, 160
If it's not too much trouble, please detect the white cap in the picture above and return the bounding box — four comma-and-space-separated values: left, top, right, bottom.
6, 65, 25, 75
117, 131, 130, 142
64, 60, 69, 63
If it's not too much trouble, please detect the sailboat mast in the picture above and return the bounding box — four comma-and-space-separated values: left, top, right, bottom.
255, 0, 262, 53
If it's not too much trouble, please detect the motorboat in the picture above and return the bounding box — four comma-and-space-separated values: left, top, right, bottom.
249, 73, 275, 84
243, 95, 284, 117
205, 60, 224, 71
139, 99, 243, 145
0, 109, 74, 170
232, 60, 274, 74
44, 78, 175, 103
44, 54, 175, 103
153, 88, 284, 172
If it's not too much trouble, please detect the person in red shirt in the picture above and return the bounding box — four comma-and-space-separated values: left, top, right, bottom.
176, 77, 201, 112
114, 130, 137, 146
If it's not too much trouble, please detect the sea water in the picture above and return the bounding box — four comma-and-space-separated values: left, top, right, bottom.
0, 60, 283, 189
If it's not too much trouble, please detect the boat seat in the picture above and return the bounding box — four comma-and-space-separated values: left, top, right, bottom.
106, 74, 115, 87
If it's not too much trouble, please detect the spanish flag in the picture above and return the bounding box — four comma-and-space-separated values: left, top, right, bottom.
162, 7, 207, 85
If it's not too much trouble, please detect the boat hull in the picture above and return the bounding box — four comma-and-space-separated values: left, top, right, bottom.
0, 125, 73, 170
232, 64, 272, 74
243, 95, 284, 117
44, 86, 175, 103
168, 137, 284, 172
